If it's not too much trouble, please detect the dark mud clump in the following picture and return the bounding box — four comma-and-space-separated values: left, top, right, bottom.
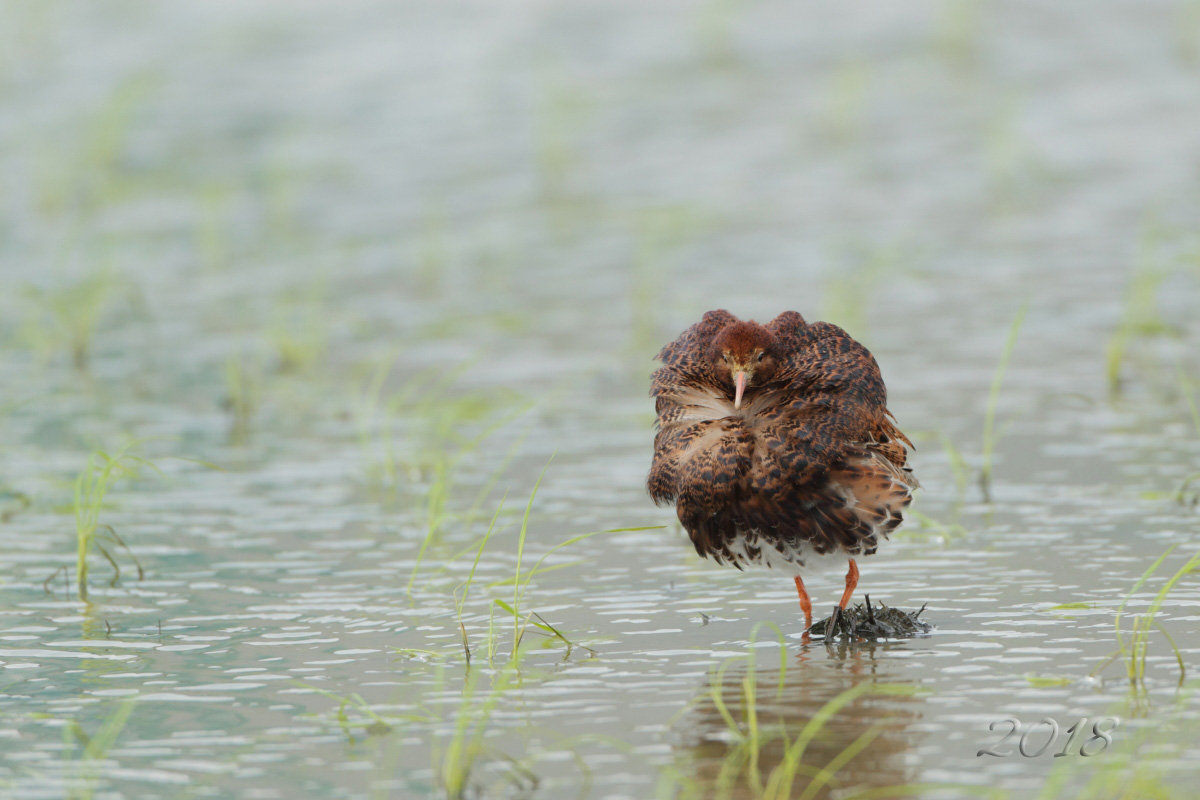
809, 595, 932, 640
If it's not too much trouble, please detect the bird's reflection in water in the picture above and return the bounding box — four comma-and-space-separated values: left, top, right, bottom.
666, 639, 922, 800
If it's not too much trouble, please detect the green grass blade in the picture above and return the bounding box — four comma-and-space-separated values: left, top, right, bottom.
1114, 544, 1178, 673
980, 304, 1027, 501
510, 456, 554, 650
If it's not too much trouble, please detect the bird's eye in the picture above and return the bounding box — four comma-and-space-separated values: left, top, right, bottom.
757, 352, 765, 362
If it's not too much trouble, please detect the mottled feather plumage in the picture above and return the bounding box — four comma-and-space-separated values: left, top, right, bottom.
648, 309, 918, 573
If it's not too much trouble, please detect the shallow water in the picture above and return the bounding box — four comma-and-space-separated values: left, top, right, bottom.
2, 1, 1200, 798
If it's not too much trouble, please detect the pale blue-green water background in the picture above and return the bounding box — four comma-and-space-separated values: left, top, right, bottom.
1, 1, 1199, 798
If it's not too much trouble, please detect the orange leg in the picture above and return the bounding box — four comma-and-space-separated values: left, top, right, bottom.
838, 559, 859, 609
794, 576, 813, 630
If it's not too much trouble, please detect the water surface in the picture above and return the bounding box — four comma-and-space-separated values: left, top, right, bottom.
1, 1, 1199, 798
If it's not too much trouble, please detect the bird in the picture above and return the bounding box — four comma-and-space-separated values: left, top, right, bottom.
647, 309, 918, 631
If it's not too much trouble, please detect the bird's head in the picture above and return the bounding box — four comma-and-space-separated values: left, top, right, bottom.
709, 321, 778, 409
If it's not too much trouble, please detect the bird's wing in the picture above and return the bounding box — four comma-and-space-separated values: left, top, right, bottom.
771, 320, 889, 409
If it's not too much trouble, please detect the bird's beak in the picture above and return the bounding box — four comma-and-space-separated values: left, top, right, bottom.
734, 370, 747, 409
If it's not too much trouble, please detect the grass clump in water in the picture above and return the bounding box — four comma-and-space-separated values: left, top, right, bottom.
936, 430, 972, 500
933, 0, 984, 68
451, 494, 506, 664
1105, 228, 1176, 398
22, 270, 117, 371
307, 440, 662, 794
819, 244, 902, 345
630, 205, 702, 353
225, 350, 265, 443
402, 410, 529, 596
982, 94, 1046, 208
897, 508, 968, 543
433, 664, 528, 799
71, 441, 162, 602
1173, 367, 1200, 506
1090, 545, 1200, 697
293, 682, 434, 745
814, 60, 871, 146
355, 354, 530, 594
0, 398, 32, 521
442, 460, 661, 666
533, 67, 593, 207
267, 280, 328, 373
36, 72, 157, 215
391, 466, 661, 796
357, 354, 526, 498
485, 499, 655, 665
979, 304, 1026, 502
224, 350, 263, 445
693, 0, 748, 67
